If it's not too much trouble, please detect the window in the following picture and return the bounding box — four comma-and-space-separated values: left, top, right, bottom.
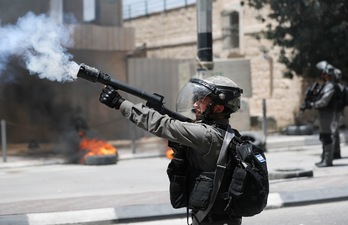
222, 11, 240, 49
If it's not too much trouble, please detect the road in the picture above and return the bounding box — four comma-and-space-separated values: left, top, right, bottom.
1, 141, 348, 224
2, 140, 345, 206
113, 200, 348, 225
0, 157, 170, 212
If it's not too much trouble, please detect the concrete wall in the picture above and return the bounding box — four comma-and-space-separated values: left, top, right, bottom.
71, 24, 134, 50
0, 0, 50, 23
95, 0, 123, 26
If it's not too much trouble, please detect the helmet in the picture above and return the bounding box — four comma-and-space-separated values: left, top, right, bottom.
334, 68, 342, 80
316, 60, 334, 76
176, 76, 243, 120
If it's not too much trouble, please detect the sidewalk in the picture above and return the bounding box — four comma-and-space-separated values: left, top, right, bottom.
0, 133, 348, 225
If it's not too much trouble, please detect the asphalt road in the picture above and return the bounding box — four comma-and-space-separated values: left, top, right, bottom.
1, 138, 348, 225
0, 157, 170, 206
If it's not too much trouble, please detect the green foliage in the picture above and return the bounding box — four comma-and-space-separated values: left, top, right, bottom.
243, 0, 348, 79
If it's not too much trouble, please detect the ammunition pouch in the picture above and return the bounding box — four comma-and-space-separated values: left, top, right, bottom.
189, 171, 214, 210
167, 158, 188, 208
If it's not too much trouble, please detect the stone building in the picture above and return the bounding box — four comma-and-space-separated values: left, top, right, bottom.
123, 0, 306, 131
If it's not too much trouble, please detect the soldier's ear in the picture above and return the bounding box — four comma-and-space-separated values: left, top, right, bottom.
213, 104, 224, 113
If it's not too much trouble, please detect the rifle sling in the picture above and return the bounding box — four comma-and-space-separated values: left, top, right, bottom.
194, 126, 235, 223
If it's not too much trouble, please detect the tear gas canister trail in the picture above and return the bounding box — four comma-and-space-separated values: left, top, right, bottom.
0, 12, 79, 82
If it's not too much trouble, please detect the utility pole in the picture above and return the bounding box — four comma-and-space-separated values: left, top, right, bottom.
196, 0, 213, 78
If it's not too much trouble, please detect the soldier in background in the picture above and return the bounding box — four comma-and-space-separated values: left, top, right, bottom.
333, 68, 344, 159
310, 61, 340, 167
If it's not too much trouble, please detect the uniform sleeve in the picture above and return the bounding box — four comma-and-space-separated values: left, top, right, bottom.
119, 100, 223, 156
313, 83, 335, 109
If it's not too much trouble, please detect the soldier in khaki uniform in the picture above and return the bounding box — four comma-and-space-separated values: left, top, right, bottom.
333, 67, 344, 159
310, 61, 340, 167
99, 76, 243, 225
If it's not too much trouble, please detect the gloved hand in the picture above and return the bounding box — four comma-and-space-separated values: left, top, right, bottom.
99, 86, 125, 109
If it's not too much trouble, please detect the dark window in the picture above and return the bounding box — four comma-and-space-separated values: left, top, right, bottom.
222, 11, 240, 49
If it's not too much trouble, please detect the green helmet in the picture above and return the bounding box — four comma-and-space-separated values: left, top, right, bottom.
176, 76, 243, 120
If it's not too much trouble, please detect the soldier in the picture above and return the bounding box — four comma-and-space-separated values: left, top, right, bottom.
99, 76, 244, 225
333, 68, 344, 159
310, 61, 340, 167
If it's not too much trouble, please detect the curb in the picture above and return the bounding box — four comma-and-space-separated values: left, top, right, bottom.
0, 204, 186, 225
2, 188, 348, 225
0, 158, 66, 169
266, 132, 348, 151
268, 168, 314, 180
266, 187, 348, 209
0, 152, 163, 169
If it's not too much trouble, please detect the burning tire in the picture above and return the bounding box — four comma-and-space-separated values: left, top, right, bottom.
84, 152, 119, 165
79, 138, 119, 165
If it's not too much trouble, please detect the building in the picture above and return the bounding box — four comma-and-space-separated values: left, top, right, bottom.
122, 0, 306, 131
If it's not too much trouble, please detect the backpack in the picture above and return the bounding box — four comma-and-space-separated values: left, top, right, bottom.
338, 84, 348, 111
167, 127, 269, 222
334, 83, 346, 111
223, 136, 269, 217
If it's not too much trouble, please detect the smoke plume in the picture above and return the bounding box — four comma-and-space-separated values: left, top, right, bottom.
0, 12, 79, 82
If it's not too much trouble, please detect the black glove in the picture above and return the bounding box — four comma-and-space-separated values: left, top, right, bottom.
99, 86, 125, 109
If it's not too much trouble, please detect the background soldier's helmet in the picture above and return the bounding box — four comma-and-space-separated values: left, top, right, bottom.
316, 60, 335, 76
334, 68, 342, 81
176, 75, 243, 120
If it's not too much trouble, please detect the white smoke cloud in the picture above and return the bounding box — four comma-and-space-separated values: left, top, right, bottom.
0, 12, 79, 82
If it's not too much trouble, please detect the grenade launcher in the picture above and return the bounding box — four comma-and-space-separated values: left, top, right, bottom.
77, 63, 191, 122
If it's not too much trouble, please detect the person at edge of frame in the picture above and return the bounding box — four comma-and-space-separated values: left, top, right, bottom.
309, 61, 340, 167
332, 67, 344, 159
99, 75, 244, 225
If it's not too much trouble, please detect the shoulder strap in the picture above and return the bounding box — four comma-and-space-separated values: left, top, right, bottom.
194, 125, 235, 223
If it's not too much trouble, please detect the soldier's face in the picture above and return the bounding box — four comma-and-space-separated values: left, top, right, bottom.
320, 73, 332, 81
193, 96, 212, 119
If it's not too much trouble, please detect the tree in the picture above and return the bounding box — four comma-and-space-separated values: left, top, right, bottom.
242, 0, 348, 79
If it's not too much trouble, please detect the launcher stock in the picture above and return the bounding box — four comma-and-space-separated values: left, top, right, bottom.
77, 63, 191, 122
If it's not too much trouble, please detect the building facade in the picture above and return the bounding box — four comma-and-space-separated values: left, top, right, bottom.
123, 0, 305, 131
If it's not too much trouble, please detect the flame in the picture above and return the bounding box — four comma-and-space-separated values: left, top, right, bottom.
79, 138, 117, 162
166, 148, 174, 159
